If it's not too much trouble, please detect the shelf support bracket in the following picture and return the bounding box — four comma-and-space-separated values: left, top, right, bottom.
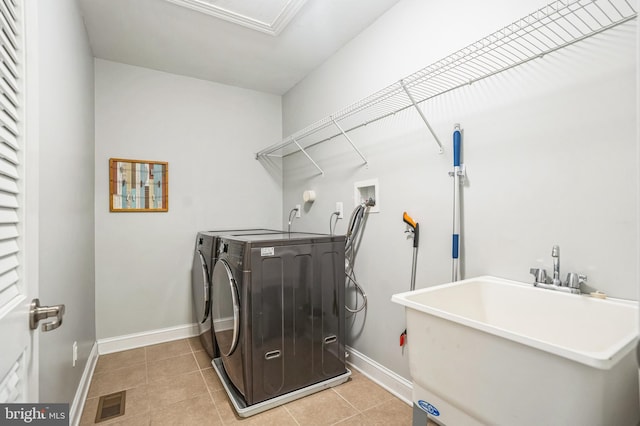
331, 118, 368, 165
292, 138, 324, 176
401, 80, 444, 154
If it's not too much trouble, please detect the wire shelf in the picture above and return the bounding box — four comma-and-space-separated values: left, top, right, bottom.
256, 0, 637, 172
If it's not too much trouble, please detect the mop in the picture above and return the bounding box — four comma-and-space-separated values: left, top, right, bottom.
450, 124, 465, 282
399, 211, 419, 347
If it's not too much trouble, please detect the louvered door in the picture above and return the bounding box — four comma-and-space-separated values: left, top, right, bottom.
0, 0, 33, 404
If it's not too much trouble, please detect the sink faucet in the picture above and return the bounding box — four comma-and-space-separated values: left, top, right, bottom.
529, 244, 587, 294
551, 245, 561, 286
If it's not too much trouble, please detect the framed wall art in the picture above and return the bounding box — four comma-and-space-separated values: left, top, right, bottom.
109, 158, 168, 212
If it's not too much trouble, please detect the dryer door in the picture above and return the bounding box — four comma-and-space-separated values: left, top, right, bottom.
211, 259, 240, 356
191, 250, 210, 324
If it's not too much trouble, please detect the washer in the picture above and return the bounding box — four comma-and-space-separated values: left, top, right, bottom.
191, 230, 281, 358
211, 231, 348, 410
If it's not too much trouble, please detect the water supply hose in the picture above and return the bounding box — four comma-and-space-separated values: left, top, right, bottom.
345, 204, 364, 253
344, 200, 375, 313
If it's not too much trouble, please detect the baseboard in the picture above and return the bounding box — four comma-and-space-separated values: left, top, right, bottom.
345, 345, 413, 405
69, 342, 98, 426
97, 323, 199, 355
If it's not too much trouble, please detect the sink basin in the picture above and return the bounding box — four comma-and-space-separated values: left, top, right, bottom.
392, 276, 639, 425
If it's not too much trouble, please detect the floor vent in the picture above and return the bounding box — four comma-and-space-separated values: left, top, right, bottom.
95, 390, 126, 423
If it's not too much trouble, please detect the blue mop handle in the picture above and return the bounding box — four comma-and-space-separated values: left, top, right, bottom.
452, 234, 459, 259
452, 125, 461, 265
453, 127, 461, 167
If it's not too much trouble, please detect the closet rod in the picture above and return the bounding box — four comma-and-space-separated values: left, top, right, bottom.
276, 20, 636, 158
256, 0, 637, 161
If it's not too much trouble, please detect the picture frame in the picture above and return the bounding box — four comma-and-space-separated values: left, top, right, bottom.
109, 158, 168, 212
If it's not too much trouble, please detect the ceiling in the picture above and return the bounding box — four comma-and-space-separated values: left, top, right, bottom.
78, 0, 402, 95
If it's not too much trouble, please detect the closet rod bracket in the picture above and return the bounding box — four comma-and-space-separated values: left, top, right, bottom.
293, 138, 324, 176
400, 80, 444, 154
331, 118, 368, 165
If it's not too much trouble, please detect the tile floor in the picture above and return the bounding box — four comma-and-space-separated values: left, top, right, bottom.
79, 337, 425, 425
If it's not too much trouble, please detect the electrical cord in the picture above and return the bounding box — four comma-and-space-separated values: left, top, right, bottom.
288, 207, 299, 233
329, 211, 340, 235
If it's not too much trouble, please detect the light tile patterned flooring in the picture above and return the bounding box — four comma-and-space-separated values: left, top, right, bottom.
79, 337, 418, 425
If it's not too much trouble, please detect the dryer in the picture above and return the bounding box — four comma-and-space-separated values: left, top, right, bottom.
192, 232, 216, 358
211, 231, 348, 408
191, 229, 281, 358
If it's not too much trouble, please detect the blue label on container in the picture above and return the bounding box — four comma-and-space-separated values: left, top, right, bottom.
418, 400, 440, 416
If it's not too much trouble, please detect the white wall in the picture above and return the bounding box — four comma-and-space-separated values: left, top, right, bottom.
282, 0, 638, 380
94, 60, 282, 339
36, 0, 96, 403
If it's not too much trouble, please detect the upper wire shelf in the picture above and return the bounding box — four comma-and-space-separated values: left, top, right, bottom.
256, 0, 637, 174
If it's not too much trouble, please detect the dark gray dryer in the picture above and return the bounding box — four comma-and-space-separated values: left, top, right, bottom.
191, 230, 282, 358
211, 231, 348, 409
192, 232, 216, 358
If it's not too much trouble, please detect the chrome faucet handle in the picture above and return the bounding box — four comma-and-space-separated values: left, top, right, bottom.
565, 273, 587, 289
529, 267, 547, 283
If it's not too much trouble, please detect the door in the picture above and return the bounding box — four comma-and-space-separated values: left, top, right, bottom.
211, 259, 240, 357
0, 0, 37, 403
211, 256, 245, 396
191, 249, 210, 325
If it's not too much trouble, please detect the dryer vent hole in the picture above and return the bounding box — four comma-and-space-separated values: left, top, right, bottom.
95, 390, 126, 423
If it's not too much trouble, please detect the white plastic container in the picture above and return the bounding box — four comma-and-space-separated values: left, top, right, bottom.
391, 276, 639, 425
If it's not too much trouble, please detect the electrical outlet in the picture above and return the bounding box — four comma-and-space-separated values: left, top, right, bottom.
295, 204, 301, 218
336, 202, 343, 219
72, 341, 78, 367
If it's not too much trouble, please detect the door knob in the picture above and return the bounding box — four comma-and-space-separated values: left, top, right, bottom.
29, 298, 66, 331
